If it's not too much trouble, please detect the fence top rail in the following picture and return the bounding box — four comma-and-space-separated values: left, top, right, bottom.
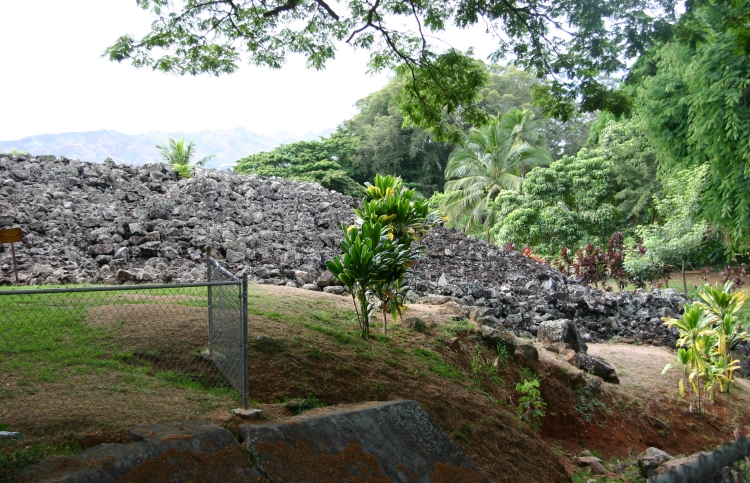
0, 281, 241, 296
207, 255, 239, 282
649, 435, 750, 483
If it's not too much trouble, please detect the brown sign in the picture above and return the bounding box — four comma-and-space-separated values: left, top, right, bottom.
0, 227, 23, 244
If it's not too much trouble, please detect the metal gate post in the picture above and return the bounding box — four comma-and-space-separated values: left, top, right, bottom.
206, 250, 213, 357
241, 273, 249, 409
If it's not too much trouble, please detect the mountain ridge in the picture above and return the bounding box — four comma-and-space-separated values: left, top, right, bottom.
0, 126, 335, 169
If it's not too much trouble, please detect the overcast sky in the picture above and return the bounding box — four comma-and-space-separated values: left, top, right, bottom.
0, 1, 495, 141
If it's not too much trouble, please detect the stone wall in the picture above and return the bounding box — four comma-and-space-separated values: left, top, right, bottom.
0, 153, 686, 345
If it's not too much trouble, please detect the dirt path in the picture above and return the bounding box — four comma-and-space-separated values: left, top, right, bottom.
588, 343, 750, 407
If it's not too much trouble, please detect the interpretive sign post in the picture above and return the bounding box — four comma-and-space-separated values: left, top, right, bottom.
0, 228, 23, 283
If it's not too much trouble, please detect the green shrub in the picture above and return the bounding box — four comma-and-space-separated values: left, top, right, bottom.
515, 378, 546, 430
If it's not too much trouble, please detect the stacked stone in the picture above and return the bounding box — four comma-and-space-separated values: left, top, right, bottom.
0, 153, 687, 345
0, 153, 355, 287
412, 227, 686, 346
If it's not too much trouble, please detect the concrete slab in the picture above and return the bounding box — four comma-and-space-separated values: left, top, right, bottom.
19, 420, 266, 483
240, 399, 488, 482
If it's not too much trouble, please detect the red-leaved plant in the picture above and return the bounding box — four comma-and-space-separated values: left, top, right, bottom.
720, 266, 746, 291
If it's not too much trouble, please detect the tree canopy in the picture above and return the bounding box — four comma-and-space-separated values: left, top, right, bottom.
637, 0, 750, 248
233, 63, 596, 197
491, 147, 620, 255
343, 80, 453, 194
233, 131, 363, 196
444, 109, 550, 240
107, 0, 679, 128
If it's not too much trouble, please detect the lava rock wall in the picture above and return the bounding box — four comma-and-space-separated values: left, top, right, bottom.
0, 153, 686, 345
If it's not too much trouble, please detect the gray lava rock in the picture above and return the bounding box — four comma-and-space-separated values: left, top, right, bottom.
638, 447, 675, 478
316, 270, 336, 287
480, 326, 517, 355
323, 286, 346, 295
537, 319, 588, 353
255, 335, 275, 347
19, 420, 264, 483
403, 316, 427, 332
116, 269, 136, 282
573, 352, 619, 383
241, 400, 488, 482
513, 343, 539, 366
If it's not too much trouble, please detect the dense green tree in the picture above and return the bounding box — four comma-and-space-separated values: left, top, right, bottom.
638, 0, 750, 248
489, 118, 664, 255
491, 148, 620, 256
234, 131, 363, 196
599, 119, 663, 224
107, 0, 679, 133
478, 66, 594, 160
346, 66, 595, 194
444, 109, 550, 240
344, 81, 453, 194
624, 165, 708, 292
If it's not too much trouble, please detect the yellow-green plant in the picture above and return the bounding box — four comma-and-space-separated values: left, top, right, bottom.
353, 174, 441, 333
663, 304, 713, 413
698, 281, 748, 323
697, 282, 750, 392
663, 286, 750, 413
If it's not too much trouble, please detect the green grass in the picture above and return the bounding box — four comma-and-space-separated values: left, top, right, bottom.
442, 319, 475, 338
0, 442, 82, 482
0, 287, 234, 396
299, 321, 356, 345
413, 348, 463, 382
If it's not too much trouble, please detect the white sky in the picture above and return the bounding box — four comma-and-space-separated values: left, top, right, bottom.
0, 1, 496, 140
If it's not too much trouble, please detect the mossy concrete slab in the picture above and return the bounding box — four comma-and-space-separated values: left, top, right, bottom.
18, 420, 265, 483
240, 399, 488, 482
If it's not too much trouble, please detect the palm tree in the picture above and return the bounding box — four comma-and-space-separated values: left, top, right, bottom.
444, 109, 550, 240
155, 138, 215, 176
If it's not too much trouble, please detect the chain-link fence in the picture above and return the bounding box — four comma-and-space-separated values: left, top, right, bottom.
648, 436, 750, 483
207, 254, 249, 409
0, 254, 248, 441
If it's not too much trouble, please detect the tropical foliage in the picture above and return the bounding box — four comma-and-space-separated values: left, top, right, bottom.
515, 378, 547, 431
234, 131, 362, 196
326, 175, 439, 338
155, 138, 215, 178
623, 165, 708, 291
490, 147, 618, 256
344, 81, 453, 195
444, 109, 550, 240
638, 0, 750, 249
663, 284, 750, 414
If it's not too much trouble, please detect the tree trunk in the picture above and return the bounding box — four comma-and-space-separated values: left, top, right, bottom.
682, 258, 687, 296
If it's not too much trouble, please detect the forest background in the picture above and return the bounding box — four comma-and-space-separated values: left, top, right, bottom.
109, 0, 750, 292
233, 32, 749, 291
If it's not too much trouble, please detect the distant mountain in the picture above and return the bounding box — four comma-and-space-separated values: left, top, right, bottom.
0, 126, 335, 169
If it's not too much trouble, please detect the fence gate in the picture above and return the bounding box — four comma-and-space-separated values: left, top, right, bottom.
207, 253, 249, 409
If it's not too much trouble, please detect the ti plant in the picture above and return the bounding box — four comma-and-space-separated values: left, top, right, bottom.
697, 282, 749, 392
326, 221, 409, 338
698, 282, 748, 323
663, 283, 749, 414
327, 175, 440, 338
355, 174, 440, 334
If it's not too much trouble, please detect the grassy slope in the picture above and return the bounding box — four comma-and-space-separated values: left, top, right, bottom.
0, 283, 571, 482
239, 284, 571, 482
3, 282, 749, 482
